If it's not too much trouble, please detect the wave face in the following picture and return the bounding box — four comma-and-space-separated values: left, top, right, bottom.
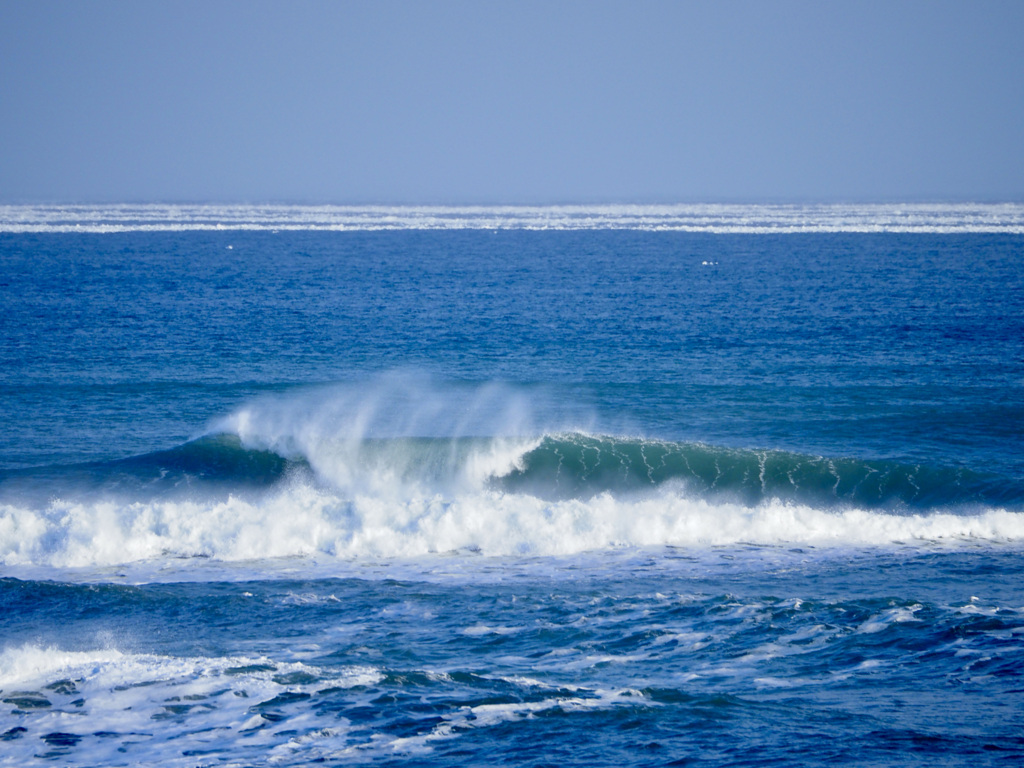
500, 434, 1024, 509
2, 203, 1024, 233
8, 431, 1018, 509
0, 435, 291, 500
10, 388, 1013, 513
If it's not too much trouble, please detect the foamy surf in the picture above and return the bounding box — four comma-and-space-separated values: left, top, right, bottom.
3, 486, 1023, 572
0, 643, 386, 767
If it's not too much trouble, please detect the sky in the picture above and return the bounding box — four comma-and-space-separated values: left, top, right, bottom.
1, 0, 1022, 204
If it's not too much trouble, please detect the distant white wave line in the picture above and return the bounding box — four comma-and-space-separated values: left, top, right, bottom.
2, 203, 1024, 233
2, 489, 1023, 568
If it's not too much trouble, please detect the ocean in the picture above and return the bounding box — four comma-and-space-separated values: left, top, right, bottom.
1, 204, 1023, 766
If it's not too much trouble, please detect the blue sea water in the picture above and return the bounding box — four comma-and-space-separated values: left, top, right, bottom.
1, 205, 1023, 766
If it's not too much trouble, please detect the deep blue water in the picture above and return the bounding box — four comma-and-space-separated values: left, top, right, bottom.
1, 210, 1023, 766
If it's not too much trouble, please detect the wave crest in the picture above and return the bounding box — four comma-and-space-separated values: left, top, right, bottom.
502, 434, 1023, 510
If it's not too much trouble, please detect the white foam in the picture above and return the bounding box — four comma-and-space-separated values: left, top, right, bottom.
0, 641, 656, 765
0, 643, 382, 767
856, 604, 923, 634
0, 644, 128, 688
386, 687, 648, 753
0, 643, 373, 693
461, 624, 525, 637
2, 203, 1023, 233
2, 485, 1023, 571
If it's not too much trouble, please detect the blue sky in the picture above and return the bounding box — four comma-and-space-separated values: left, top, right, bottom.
1, 0, 1022, 203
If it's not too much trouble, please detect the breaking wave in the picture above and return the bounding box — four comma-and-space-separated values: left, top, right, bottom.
2, 432, 1023, 569
2, 381, 1023, 570
5, 432, 1019, 510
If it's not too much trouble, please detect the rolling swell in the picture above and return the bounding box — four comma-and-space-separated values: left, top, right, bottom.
496, 434, 1023, 510
2, 431, 1020, 513
0, 435, 293, 498
110, 434, 292, 487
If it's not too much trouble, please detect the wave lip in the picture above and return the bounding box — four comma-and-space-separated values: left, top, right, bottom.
3, 203, 1024, 233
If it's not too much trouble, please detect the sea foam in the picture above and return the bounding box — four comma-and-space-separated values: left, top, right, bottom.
2, 488, 1023, 570
0, 643, 382, 767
